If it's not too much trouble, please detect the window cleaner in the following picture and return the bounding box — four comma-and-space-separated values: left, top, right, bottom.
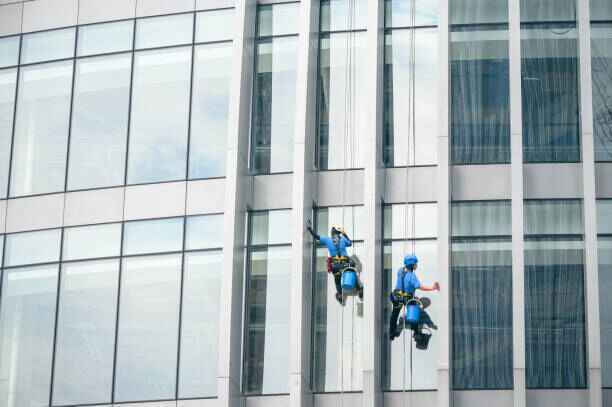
307, 221, 364, 305
389, 255, 440, 342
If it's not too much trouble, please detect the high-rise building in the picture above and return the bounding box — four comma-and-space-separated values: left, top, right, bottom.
0, 0, 610, 406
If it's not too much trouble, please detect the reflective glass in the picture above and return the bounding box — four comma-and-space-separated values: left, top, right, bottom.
185, 214, 224, 250
114, 254, 181, 402
257, 3, 300, 36
383, 203, 438, 240
21, 28, 75, 64
591, 0, 612, 21
316, 205, 365, 241
77, 20, 134, 56
451, 201, 511, 237
11, 61, 73, 196
318, 32, 367, 169
599, 237, 612, 387
384, 0, 439, 27
179, 251, 223, 398
251, 37, 297, 174
598, 200, 612, 234
62, 223, 122, 261
0, 265, 59, 407
381, 241, 439, 390
250, 210, 292, 245
383, 29, 438, 166
244, 246, 291, 394
189, 43, 232, 179
52, 259, 119, 406
0, 68, 17, 198
196, 9, 234, 43
4, 229, 61, 267
520, 0, 576, 23
524, 199, 583, 236
449, 0, 508, 25
128, 47, 191, 184
0, 36, 19, 68
450, 27, 510, 164
591, 25, 612, 161
0, 235, 3, 265
135, 13, 194, 49
320, 0, 368, 32
68, 54, 131, 190
123, 217, 184, 255
524, 237, 586, 388
521, 25, 580, 162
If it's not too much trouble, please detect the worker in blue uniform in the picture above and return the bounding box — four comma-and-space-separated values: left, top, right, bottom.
307, 221, 363, 305
389, 255, 440, 341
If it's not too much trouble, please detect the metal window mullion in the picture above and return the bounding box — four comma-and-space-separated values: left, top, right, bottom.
185, 14, 197, 182
63, 28, 79, 192
110, 221, 126, 403
48, 226, 66, 407
174, 215, 189, 400
122, 21, 137, 186
5, 33, 22, 199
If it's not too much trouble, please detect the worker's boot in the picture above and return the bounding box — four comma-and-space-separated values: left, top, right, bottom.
335, 292, 345, 306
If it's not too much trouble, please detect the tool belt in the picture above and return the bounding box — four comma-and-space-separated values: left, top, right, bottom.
327, 256, 350, 274
391, 289, 413, 304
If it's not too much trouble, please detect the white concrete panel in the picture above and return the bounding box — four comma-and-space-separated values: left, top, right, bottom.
603, 389, 612, 407
22, 0, 78, 32
523, 163, 583, 199
258, 0, 298, 4
245, 395, 290, 407
196, 0, 234, 10
186, 179, 226, 215
64, 188, 124, 226
124, 182, 186, 220
0, 3, 22, 36
136, 0, 195, 17
0, 200, 6, 233
453, 390, 513, 407
596, 163, 612, 198
451, 165, 511, 201
178, 399, 220, 407
526, 390, 589, 407
114, 402, 176, 407
252, 173, 293, 210
6, 193, 64, 233
317, 169, 364, 206
314, 392, 363, 407
384, 166, 438, 203
383, 391, 438, 407
78, 0, 136, 24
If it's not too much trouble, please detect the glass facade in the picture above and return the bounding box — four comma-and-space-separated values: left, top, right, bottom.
591, 21, 612, 161
598, 200, 612, 387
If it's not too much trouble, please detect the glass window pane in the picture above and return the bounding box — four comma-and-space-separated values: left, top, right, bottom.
599, 237, 612, 387
257, 3, 300, 37
186, 214, 224, 250
591, 0, 612, 21
114, 254, 181, 402
251, 37, 297, 174
384, 0, 439, 27
320, 0, 368, 32
598, 200, 612, 234
11, 61, 73, 196
384, 29, 438, 167
383, 203, 437, 240
524, 238, 586, 388
318, 32, 368, 169
316, 206, 365, 241
244, 246, 291, 394
0, 36, 19, 68
135, 13, 194, 49
123, 218, 184, 255
524, 200, 583, 236
128, 47, 191, 184
62, 224, 122, 261
4, 229, 61, 267
179, 251, 222, 398
196, 9, 234, 42
52, 260, 119, 406
521, 25, 580, 163
250, 210, 292, 245
189, 43, 232, 179
68, 54, 131, 190
77, 20, 134, 56
381, 241, 439, 390
449, 0, 508, 25
0, 235, 3, 265
0, 265, 59, 407
0, 68, 17, 198
451, 201, 511, 237
450, 26, 510, 164
520, 0, 576, 23
21, 28, 75, 64
591, 24, 612, 161
451, 238, 513, 389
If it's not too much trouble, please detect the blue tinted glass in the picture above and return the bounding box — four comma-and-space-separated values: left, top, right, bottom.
250, 210, 292, 245
136, 13, 193, 49
123, 218, 184, 255
62, 223, 122, 260
21, 28, 75, 64
320, 0, 368, 31
0, 68, 17, 199
599, 237, 612, 387
385, 0, 439, 27
592, 25, 612, 161
78, 20, 134, 56
0, 36, 19, 68
4, 229, 61, 267
257, 3, 300, 36
186, 214, 224, 250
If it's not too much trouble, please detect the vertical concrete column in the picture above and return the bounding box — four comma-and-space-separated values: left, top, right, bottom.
577, 1, 603, 406
437, 0, 451, 405
362, 0, 384, 406
508, 0, 526, 406
289, 1, 320, 407
218, 1, 256, 406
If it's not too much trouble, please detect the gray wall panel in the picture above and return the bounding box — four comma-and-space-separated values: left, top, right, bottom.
524, 163, 583, 199
453, 390, 513, 407
526, 390, 589, 407
0, 200, 5, 233
245, 395, 290, 407
196, 0, 235, 10
596, 164, 612, 198
136, 0, 195, 17
178, 399, 221, 407
384, 166, 437, 204
451, 165, 511, 201
124, 182, 186, 220
604, 389, 612, 407
317, 170, 364, 206
0, 3, 22, 36
252, 173, 293, 210
313, 392, 363, 407
383, 391, 438, 407
78, 0, 136, 24
64, 187, 124, 226
186, 179, 226, 215
22, 0, 78, 32
6, 193, 64, 232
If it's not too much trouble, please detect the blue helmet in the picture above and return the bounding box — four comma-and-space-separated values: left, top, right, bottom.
403, 255, 418, 267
